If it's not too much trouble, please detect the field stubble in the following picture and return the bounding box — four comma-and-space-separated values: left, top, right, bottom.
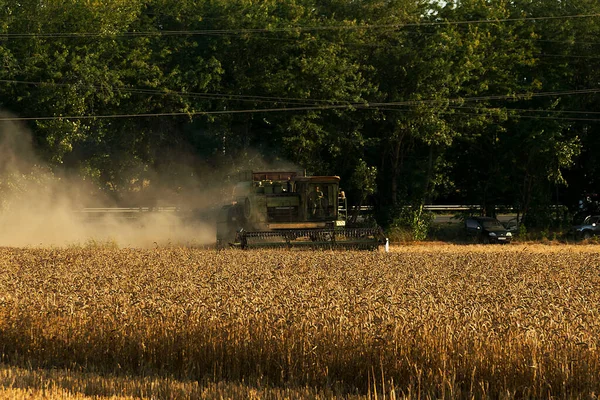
0, 244, 599, 399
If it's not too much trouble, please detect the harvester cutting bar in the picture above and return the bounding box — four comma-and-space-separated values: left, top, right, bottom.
236, 227, 386, 250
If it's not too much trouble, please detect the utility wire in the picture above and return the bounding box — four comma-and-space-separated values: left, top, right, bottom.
536, 53, 600, 59
1, 13, 599, 39
1, 79, 599, 109
0, 79, 344, 106
387, 104, 600, 116
1, 88, 599, 121
450, 106, 600, 115
373, 107, 600, 123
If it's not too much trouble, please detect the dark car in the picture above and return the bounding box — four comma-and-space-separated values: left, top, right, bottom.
571, 215, 600, 240
465, 216, 513, 244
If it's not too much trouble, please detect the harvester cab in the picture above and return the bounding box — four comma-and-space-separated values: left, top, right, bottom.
216, 171, 385, 250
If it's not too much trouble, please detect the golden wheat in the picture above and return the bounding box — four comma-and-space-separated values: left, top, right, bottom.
0, 244, 599, 399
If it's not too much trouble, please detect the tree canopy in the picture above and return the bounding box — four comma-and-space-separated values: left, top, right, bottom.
1, 0, 599, 228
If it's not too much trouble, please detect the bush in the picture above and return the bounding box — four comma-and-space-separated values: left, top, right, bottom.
389, 207, 434, 242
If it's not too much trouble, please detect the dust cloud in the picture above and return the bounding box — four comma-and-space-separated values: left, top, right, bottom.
0, 114, 220, 248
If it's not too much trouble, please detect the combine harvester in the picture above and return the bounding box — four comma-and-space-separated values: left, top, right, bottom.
217, 171, 387, 250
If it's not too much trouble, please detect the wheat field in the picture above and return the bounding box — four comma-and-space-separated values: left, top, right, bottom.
0, 244, 599, 399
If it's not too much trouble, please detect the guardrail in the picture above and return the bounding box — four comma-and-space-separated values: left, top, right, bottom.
341, 205, 512, 213
74, 207, 180, 219
424, 205, 481, 212
75, 207, 180, 213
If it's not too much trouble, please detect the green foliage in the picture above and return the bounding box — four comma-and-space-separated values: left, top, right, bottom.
350, 159, 377, 202
389, 206, 434, 242
518, 224, 528, 240
0, 166, 55, 211
0, 0, 598, 223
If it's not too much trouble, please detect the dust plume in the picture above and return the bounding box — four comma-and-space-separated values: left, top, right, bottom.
0, 114, 218, 248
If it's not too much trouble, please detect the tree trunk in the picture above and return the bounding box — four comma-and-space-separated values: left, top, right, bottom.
390, 130, 406, 206
421, 145, 436, 206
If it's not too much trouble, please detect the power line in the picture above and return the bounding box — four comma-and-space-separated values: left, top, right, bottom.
6, 32, 600, 63
534, 39, 600, 46
1, 13, 599, 39
2, 78, 599, 107
1, 88, 599, 121
536, 53, 600, 59
0, 79, 344, 107
378, 107, 600, 123
451, 106, 600, 115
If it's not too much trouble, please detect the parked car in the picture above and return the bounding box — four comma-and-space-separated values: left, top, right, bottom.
465, 216, 513, 244
571, 215, 600, 240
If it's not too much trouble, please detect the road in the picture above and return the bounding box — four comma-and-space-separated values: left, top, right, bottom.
433, 214, 519, 226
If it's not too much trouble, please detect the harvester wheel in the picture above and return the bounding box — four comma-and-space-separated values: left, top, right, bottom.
243, 198, 252, 220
